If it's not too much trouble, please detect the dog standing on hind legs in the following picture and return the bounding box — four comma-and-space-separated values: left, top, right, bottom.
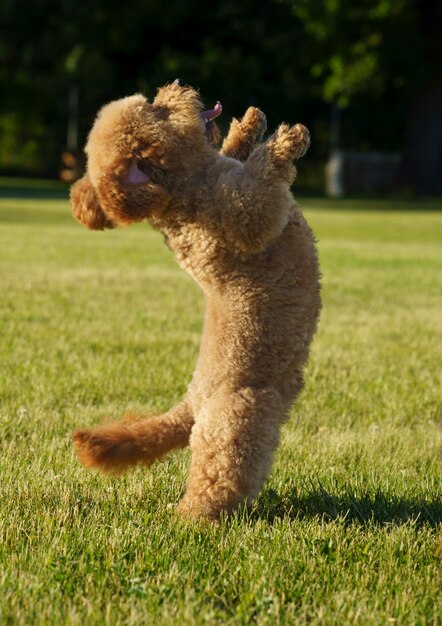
71, 81, 321, 521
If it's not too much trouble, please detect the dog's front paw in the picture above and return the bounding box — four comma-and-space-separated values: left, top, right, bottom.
221, 106, 268, 161
241, 106, 267, 144
289, 123, 311, 159
274, 123, 310, 160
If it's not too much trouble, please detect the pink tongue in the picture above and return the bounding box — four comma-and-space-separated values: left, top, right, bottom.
125, 158, 150, 185
201, 101, 222, 122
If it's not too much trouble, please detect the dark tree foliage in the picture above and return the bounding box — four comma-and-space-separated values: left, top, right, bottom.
0, 0, 440, 191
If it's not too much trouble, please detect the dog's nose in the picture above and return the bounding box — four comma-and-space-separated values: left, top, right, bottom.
174, 78, 188, 87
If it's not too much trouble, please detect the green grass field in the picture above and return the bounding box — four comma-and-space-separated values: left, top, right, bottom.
0, 185, 441, 625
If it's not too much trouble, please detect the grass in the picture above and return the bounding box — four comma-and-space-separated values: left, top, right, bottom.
0, 183, 441, 625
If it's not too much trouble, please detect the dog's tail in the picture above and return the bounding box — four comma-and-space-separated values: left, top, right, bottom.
72, 401, 193, 474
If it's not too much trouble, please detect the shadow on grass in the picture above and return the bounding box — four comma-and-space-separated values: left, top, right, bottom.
299, 195, 442, 212
0, 187, 69, 200
252, 482, 442, 528
0, 179, 69, 200
0, 179, 73, 225
0, 206, 73, 225
1, 177, 441, 209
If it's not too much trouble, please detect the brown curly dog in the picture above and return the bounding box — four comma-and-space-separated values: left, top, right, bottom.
71, 80, 321, 521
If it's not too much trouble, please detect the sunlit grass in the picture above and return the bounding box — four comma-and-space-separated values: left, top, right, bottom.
0, 191, 441, 625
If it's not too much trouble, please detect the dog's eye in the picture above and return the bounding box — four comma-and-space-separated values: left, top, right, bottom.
152, 168, 168, 185
143, 163, 167, 186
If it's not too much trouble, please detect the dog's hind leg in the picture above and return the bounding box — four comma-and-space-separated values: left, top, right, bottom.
73, 400, 193, 474
177, 386, 284, 521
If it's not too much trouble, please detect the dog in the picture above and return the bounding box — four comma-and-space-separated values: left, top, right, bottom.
71, 80, 321, 521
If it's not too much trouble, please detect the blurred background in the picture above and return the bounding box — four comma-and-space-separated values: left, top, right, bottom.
0, 0, 441, 196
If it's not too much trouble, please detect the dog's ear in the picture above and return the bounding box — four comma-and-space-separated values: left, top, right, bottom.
70, 174, 115, 230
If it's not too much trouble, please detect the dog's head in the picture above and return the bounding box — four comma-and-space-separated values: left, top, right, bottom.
71, 81, 222, 230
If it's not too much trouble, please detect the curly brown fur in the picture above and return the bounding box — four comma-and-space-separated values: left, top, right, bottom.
70, 174, 115, 230
71, 82, 321, 521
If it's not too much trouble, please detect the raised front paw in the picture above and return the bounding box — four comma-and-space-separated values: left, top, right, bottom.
241, 106, 267, 144
274, 123, 311, 161
221, 106, 268, 161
